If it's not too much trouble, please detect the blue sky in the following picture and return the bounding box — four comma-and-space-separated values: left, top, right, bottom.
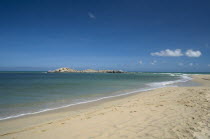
0, 0, 210, 72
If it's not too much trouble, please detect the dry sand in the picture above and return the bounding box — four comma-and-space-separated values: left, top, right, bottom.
0, 74, 210, 139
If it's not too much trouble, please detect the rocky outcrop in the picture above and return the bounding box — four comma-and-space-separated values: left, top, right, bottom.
48, 67, 78, 73
81, 69, 98, 73
48, 68, 125, 73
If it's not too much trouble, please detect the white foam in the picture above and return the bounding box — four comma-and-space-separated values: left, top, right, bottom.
148, 73, 192, 88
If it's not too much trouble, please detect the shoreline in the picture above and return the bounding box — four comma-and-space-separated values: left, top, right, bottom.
0, 73, 192, 121
0, 74, 209, 138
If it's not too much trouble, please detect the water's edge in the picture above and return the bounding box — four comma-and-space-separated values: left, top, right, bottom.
0, 73, 193, 121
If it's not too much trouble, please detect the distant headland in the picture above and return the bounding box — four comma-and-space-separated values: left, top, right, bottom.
48, 67, 125, 73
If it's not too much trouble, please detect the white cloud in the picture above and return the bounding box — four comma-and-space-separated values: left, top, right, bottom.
88, 12, 96, 19
151, 49, 202, 58
151, 49, 183, 57
151, 60, 157, 65
185, 49, 201, 57
138, 60, 143, 64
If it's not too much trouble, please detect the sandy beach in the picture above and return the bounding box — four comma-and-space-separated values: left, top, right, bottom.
0, 74, 209, 139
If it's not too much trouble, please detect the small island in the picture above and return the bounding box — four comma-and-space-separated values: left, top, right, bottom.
48, 67, 125, 73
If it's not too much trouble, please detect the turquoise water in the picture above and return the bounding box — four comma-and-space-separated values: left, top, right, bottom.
0, 72, 194, 120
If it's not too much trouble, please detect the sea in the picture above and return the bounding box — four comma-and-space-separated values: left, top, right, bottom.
0, 71, 207, 120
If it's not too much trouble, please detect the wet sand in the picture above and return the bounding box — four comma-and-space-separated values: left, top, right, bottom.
0, 74, 210, 139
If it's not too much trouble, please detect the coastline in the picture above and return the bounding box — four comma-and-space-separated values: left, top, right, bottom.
0, 73, 192, 121
0, 74, 209, 138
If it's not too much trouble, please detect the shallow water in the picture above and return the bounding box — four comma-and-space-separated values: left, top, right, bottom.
0, 72, 194, 120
